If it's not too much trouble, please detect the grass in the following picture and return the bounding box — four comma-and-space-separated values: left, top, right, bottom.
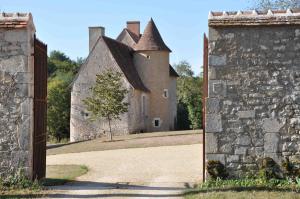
185, 191, 300, 199
0, 165, 88, 198
184, 178, 300, 199
47, 129, 202, 155
42, 164, 88, 186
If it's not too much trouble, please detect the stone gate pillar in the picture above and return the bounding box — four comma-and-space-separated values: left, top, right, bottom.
0, 13, 36, 179
206, 10, 300, 178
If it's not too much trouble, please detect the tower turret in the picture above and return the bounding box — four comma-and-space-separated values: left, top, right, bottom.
133, 19, 173, 132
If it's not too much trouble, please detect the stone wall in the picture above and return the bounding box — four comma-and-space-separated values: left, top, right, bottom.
0, 23, 35, 179
70, 37, 137, 142
206, 13, 300, 177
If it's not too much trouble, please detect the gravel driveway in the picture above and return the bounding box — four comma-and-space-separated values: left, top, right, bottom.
46, 144, 203, 198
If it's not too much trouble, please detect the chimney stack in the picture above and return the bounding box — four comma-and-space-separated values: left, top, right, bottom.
127, 21, 140, 37
89, 26, 105, 52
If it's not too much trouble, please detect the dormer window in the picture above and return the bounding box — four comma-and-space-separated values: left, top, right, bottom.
163, 89, 169, 98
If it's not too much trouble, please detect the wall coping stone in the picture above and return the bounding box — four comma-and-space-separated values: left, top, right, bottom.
209, 9, 300, 26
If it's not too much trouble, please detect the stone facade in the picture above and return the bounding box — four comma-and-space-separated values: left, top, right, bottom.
70, 19, 178, 142
206, 10, 300, 177
0, 13, 35, 179
70, 37, 137, 141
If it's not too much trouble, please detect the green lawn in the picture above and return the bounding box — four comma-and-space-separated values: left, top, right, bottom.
47, 130, 202, 155
42, 164, 88, 186
184, 179, 300, 199
185, 190, 300, 199
0, 164, 88, 198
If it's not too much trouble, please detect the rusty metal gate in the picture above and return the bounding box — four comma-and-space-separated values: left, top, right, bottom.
32, 36, 47, 180
202, 34, 208, 181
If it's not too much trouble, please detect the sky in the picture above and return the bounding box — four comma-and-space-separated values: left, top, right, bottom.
1, 0, 250, 75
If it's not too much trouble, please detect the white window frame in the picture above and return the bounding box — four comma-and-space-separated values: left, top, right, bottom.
163, 89, 169, 98
153, 118, 161, 128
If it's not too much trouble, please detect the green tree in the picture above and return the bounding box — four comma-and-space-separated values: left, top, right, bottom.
47, 50, 82, 142
174, 61, 203, 130
47, 73, 73, 141
252, 0, 300, 9
83, 70, 129, 141
48, 50, 80, 77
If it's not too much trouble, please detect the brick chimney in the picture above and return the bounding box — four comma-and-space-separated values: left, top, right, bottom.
127, 21, 140, 37
89, 26, 105, 52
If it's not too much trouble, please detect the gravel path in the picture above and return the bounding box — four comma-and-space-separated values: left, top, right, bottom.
46, 144, 203, 198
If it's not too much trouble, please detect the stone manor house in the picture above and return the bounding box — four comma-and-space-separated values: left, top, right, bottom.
70, 19, 178, 142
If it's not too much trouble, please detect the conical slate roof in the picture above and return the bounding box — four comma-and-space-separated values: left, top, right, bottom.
134, 18, 171, 52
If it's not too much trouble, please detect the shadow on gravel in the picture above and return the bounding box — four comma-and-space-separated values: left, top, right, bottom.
2, 193, 183, 198
49, 181, 187, 191
1, 181, 186, 198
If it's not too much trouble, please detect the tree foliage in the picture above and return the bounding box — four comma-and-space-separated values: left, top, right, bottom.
175, 61, 203, 130
47, 50, 83, 142
48, 50, 80, 77
252, 0, 300, 9
47, 73, 72, 141
83, 69, 129, 141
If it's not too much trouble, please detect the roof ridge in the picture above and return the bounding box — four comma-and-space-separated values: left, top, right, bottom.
124, 28, 140, 42
102, 35, 134, 52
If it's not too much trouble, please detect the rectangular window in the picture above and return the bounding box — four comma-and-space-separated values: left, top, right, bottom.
154, 119, 159, 127
153, 118, 161, 127
163, 89, 169, 98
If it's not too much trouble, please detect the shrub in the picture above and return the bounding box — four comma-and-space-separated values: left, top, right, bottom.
282, 158, 300, 179
207, 160, 228, 180
0, 169, 40, 191
258, 157, 283, 180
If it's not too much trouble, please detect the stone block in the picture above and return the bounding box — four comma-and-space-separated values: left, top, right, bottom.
209, 28, 220, 41
209, 80, 226, 97
264, 133, 279, 153
0, 55, 28, 73
235, 146, 247, 155
237, 135, 251, 146
209, 55, 227, 66
16, 72, 33, 84
28, 83, 34, 98
295, 29, 300, 37
227, 155, 239, 163
206, 114, 222, 132
16, 83, 29, 97
219, 143, 233, 153
205, 133, 218, 153
209, 67, 216, 79
237, 110, 255, 119
224, 33, 234, 39
206, 98, 220, 114
20, 98, 33, 116
262, 118, 285, 133
206, 154, 225, 164
4, 30, 27, 43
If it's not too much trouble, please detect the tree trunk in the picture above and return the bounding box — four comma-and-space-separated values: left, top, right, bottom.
108, 117, 113, 141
